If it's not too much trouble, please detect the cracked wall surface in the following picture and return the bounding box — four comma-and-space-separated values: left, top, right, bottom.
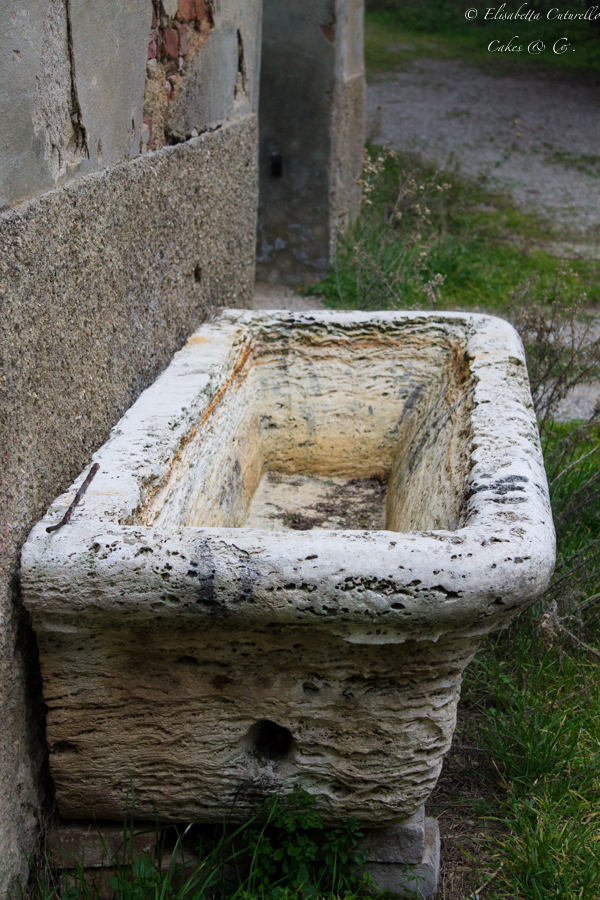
0, 0, 260, 207
0, 0, 260, 890
1, 0, 152, 206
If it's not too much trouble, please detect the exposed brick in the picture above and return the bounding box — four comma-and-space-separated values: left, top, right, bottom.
176, 0, 195, 21
194, 0, 208, 21
161, 27, 179, 61
151, 6, 157, 28
175, 0, 209, 26
147, 35, 157, 60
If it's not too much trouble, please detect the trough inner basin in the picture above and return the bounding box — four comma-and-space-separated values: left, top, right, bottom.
141, 316, 472, 534
246, 473, 388, 531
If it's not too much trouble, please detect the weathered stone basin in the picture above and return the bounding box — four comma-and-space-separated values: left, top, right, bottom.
21, 310, 555, 825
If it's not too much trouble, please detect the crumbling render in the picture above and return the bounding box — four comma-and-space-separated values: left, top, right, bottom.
143, 0, 215, 150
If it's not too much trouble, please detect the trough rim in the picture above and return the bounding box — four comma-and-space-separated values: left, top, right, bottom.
21, 309, 556, 644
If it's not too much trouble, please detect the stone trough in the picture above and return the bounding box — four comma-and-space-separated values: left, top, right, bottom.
22, 310, 555, 830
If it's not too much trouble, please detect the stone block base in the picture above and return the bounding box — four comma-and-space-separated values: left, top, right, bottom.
364, 816, 440, 899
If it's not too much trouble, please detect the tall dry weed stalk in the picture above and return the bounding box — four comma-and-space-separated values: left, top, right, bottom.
333, 149, 448, 309
511, 270, 600, 438
511, 271, 600, 653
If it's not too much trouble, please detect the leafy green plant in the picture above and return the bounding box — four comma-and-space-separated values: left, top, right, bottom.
241, 787, 369, 899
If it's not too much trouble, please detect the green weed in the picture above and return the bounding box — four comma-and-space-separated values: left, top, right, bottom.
313, 147, 600, 313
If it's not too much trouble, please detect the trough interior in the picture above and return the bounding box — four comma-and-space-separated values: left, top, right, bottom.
143, 322, 473, 533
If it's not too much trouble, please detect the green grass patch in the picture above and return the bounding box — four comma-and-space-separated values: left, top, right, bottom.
454, 409, 600, 897
544, 421, 600, 552
547, 150, 600, 179
312, 147, 600, 313
365, 2, 600, 80
463, 626, 600, 899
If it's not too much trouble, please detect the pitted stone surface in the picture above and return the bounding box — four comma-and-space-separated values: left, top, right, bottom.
21, 310, 555, 825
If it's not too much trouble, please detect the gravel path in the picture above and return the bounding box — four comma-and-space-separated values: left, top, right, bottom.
368, 58, 600, 235
253, 282, 325, 312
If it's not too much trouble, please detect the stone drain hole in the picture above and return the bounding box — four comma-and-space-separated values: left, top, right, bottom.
249, 719, 293, 760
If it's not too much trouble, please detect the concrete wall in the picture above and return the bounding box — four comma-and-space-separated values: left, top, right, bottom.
0, 0, 260, 891
330, 0, 366, 254
256, 0, 365, 285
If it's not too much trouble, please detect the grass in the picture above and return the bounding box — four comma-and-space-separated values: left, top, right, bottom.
457, 623, 600, 899
312, 147, 600, 314
365, 1, 600, 80
547, 151, 600, 179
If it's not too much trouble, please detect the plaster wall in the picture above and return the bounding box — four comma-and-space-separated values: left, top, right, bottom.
0, 0, 153, 207
0, 0, 262, 205
0, 0, 261, 889
257, 0, 365, 284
